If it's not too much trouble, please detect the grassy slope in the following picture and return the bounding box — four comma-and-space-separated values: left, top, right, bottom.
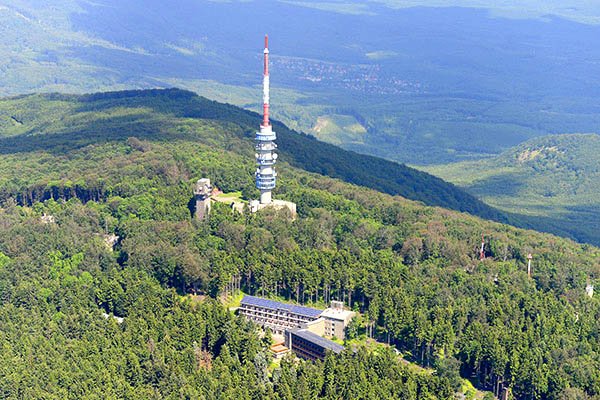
311, 114, 367, 146
422, 134, 600, 245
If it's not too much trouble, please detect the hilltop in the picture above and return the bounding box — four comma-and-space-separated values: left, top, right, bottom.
0, 89, 505, 222
422, 134, 600, 245
8, 88, 600, 246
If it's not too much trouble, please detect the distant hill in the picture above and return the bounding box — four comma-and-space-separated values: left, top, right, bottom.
0, 89, 507, 223
422, 134, 600, 245
3, 1, 600, 166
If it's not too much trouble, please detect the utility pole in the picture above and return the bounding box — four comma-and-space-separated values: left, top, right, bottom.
480, 235, 485, 260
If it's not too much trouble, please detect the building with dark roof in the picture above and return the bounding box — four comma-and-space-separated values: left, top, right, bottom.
239, 295, 323, 335
239, 295, 350, 361
285, 327, 345, 361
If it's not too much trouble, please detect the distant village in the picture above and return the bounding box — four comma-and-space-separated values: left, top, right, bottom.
272, 55, 425, 95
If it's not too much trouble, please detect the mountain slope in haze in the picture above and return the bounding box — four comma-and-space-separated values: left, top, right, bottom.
3, 0, 600, 165
0, 89, 506, 224
422, 134, 600, 245
319, 0, 600, 24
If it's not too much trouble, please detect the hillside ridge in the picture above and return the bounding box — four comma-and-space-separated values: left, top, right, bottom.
421, 133, 600, 245
0, 88, 507, 223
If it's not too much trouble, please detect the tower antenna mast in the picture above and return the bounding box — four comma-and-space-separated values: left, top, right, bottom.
263, 35, 270, 126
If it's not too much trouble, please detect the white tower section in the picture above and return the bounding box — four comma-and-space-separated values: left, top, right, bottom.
255, 35, 277, 204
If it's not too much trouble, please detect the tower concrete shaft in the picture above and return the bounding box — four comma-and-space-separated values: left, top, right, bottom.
255, 35, 277, 204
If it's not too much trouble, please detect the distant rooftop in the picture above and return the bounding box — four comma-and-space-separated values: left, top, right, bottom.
240, 295, 323, 319
292, 328, 345, 354
270, 343, 290, 354
320, 307, 355, 321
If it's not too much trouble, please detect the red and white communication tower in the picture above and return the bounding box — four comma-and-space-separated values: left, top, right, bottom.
255, 35, 277, 205
527, 253, 532, 278
480, 235, 485, 260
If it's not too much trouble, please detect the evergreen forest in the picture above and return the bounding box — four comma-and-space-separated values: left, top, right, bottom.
1, 89, 600, 399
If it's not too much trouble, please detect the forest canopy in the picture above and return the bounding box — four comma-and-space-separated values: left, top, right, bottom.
0, 89, 599, 399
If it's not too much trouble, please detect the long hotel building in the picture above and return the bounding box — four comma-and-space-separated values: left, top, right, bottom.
238, 295, 323, 335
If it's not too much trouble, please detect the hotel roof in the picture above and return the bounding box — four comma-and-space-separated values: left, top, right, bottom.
292, 328, 345, 354
241, 295, 323, 319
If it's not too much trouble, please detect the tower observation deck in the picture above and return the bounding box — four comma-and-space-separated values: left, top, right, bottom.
255, 35, 278, 204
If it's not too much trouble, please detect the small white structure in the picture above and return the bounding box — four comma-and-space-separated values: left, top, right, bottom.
586, 284, 594, 298
249, 198, 297, 217
101, 312, 124, 324
270, 342, 291, 360
103, 234, 119, 251
41, 213, 55, 224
